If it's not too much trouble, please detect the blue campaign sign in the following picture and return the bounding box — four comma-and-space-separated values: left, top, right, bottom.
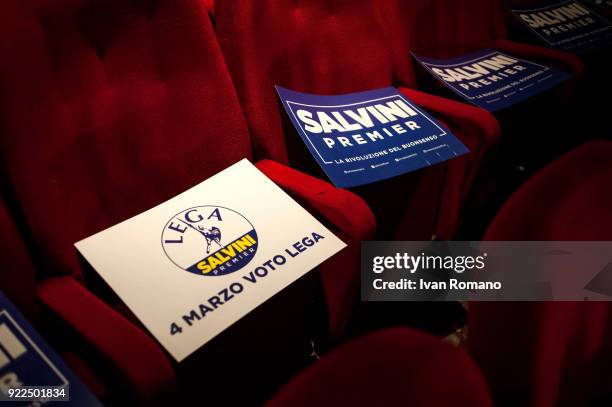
0, 291, 102, 406
276, 86, 469, 188
413, 49, 571, 111
510, 0, 612, 52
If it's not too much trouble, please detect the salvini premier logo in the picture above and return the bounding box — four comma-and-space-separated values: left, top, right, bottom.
162, 206, 258, 276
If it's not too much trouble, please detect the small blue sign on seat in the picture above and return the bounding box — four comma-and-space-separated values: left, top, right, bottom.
0, 291, 102, 406
413, 49, 571, 112
276, 86, 469, 188
510, 0, 612, 52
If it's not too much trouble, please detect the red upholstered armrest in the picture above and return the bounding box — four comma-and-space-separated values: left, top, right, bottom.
255, 159, 375, 242
494, 38, 584, 79
255, 159, 375, 335
37, 276, 176, 402
397, 88, 500, 237
398, 87, 501, 146
397, 87, 500, 184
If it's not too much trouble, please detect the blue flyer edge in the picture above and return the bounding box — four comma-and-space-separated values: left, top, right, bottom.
275, 85, 470, 188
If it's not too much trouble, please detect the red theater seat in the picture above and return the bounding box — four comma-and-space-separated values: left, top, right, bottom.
265, 328, 493, 407
0, 199, 108, 398
0, 0, 373, 401
469, 141, 612, 406
379, 0, 583, 91
215, 0, 500, 240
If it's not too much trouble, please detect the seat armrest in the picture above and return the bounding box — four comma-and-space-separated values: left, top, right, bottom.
494, 38, 584, 79
37, 276, 176, 402
397, 87, 501, 237
398, 87, 501, 146
255, 159, 375, 242
256, 160, 375, 335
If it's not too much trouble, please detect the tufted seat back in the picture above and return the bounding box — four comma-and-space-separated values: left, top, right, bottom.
216, 0, 395, 164
410, 0, 507, 58
0, 0, 251, 279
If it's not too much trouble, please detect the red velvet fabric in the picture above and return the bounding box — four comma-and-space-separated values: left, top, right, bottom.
256, 160, 375, 336
469, 141, 612, 406
201, 0, 214, 16
0, 0, 374, 400
215, 0, 499, 239
493, 38, 584, 79
483, 140, 612, 240
266, 328, 493, 407
215, 0, 392, 164
0, 0, 252, 279
404, 0, 506, 59
0, 200, 38, 321
0, 199, 111, 398
61, 352, 107, 399
398, 88, 500, 237
37, 276, 177, 403
376, 0, 509, 87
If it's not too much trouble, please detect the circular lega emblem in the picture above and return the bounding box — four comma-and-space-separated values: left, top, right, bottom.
162, 206, 258, 276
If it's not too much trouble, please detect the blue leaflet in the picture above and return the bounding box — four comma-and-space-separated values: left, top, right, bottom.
276, 86, 469, 188
511, 0, 612, 52
413, 49, 571, 111
0, 291, 102, 406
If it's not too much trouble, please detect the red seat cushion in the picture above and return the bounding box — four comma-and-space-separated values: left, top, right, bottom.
266, 328, 493, 407
484, 140, 612, 240
470, 141, 612, 406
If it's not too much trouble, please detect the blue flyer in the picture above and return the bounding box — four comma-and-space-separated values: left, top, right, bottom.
276, 86, 469, 188
510, 0, 612, 52
413, 49, 571, 111
0, 291, 102, 406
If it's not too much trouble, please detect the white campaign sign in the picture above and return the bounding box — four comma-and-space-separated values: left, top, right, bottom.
75, 159, 346, 361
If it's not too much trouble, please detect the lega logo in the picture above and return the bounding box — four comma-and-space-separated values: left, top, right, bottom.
162, 206, 258, 276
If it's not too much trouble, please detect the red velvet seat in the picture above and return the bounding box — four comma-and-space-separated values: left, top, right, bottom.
215, 0, 500, 240
265, 328, 493, 407
377, 0, 586, 215
469, 141, 612, 406
378, 0, 583, 96
0, 198, 107, 398
0, 0, 374, 401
